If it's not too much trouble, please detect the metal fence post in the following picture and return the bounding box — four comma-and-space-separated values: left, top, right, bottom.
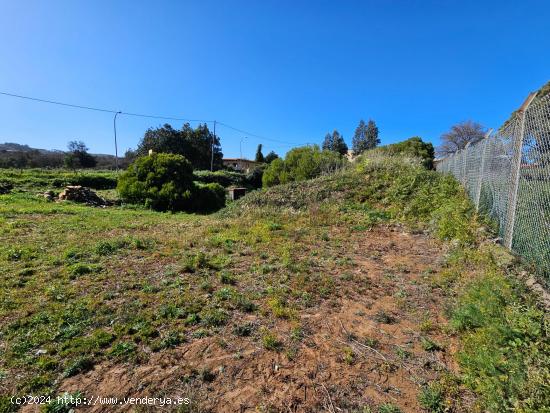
503, 93, 537, 250
462, 144, 469, 185
475, 129, 493, 211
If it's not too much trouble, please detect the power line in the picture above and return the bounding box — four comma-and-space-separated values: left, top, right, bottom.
0, 91, 212, 123
216, 121, 311, 146
0, 90, 313, 147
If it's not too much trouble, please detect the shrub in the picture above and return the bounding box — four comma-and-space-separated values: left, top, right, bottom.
418, 383, 445, 413
191, 183, 226, 212
118, 154, 225, 213
261, 329, 282, 351
262, 158, 285, 187
69, 174, 117, 189
370, 137, 435, 169
245, 165, 265, 189
262, 145, 345, 187
194, 170, 248, 187
118, 153, 194, 212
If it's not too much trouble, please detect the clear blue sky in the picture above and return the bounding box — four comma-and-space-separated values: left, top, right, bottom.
1, 0, 549, 159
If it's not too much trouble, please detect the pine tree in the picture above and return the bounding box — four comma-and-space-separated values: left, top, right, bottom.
352, 120, 368, 155
322, 133, 333, 151
322, 131, 348, 155
255, 144, 265, 163
265, 151, 279, 163
365, 120, 380, 150
331, 130, 348, 155
352, 119, 379, 155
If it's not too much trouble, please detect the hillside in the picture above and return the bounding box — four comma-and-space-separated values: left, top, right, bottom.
0, 154, 548, 412
0, 142, 120, 170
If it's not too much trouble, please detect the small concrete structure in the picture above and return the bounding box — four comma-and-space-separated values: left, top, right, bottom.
228, 187, 247, 201
222, 158, 259, 173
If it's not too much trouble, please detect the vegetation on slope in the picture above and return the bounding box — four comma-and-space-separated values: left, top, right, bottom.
0, 151, 547, 412
229, 153, 549, 412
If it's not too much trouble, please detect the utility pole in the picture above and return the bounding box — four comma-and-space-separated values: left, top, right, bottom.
211, 120, 216, 172
113, 111, 122, 172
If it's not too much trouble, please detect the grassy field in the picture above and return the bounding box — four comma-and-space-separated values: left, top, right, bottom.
0, 157, 548, 412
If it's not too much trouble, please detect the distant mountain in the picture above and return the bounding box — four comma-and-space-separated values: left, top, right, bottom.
0, 142, 110, 156
0, 142, 120, 169
0, 142, 35, 152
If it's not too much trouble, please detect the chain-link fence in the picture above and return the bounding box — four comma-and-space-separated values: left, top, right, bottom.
436, 93, 550, 287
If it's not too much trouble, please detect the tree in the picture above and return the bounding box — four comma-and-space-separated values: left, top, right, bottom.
255, 144, 265, 163
64, 140, 96, 170
352, 119, 380, 155
331, 130, 348, 155
365, 120, 380, 150
322, 133, 333, 151
322, 130, 348, 155
134, 123, 223, 170
265, 151, 279, 164
262, 145, 345, 187
437, 121, 486, 156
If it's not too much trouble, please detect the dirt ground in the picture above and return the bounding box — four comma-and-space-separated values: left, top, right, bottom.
24, 226, 459, 412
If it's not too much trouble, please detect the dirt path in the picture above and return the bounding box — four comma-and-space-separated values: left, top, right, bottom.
39, 227, 457, 412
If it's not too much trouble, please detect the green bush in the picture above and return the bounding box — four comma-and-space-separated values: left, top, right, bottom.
368, 137, 435, 169
194, 170, 248, 188
191, 183, 226, 212
194, 168, 264, 189
262, 145, 345, 187
68, 175, 116, 189
117, 153, 195, 212
443, 246, 550, 412
117, 154, 226, 213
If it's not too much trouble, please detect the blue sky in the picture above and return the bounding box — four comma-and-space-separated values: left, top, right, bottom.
1, 0, 549, 159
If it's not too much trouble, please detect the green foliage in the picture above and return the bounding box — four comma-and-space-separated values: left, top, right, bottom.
64, 141, 96, 169
371, 137, 435, 169
63, 356, 93, 377
194, 169, 247, 187
0, 169, 117, 190
418, 383, 446, 413
377, 404, 402, 413
192, 183, 226, 212
262, 158, 285, 187
117, 153, 194, 212
264, 150, 279, 164
444, 246, 550, 412
108, 341, 137, 360
193, 168, 264, 190
261, 329, 282, 351
322, 130, 348, 155
262, 145, 345, 187
352, 119, 380, 155
134, 123, 223, 170
255, 144, 265, 163
117, 154, 227, 212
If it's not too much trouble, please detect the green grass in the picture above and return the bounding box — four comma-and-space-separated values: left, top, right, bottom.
1, 156, 548, 412
0, 168, 118, 191
435, 244, 550, 412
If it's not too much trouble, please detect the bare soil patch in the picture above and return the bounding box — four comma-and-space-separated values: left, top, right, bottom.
35, 227, 459, 413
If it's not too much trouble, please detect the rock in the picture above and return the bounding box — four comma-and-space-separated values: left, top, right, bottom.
57, 185, 108, 207
42, 190, 55, 201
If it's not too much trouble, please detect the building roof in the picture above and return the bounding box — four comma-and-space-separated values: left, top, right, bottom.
222, 158, 258, 163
